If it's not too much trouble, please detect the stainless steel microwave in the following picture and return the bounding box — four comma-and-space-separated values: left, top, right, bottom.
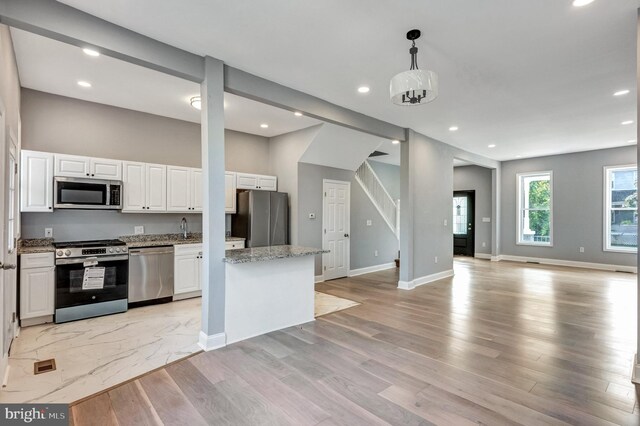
54, 177, 122, 210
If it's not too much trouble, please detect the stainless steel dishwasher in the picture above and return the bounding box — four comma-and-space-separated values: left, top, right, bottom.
128, 246, 174, 305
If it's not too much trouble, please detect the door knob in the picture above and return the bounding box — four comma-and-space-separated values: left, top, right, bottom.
344, 233, 350, 238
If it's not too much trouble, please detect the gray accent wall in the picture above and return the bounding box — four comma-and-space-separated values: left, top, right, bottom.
20, 89, 270, 240
454, 165, 493, 256
501, 146, 637, 267
297, 162, 398, 276
368, 161, 400, 201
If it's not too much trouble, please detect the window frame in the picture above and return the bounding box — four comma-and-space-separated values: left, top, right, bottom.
603, 164, 637, 254
516, 170, 553, 247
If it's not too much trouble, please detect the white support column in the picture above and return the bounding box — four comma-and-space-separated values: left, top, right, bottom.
398, 129, 414, 289
491, 167, 501, 261
633, 8, 640, 385
199, 56, 227, 351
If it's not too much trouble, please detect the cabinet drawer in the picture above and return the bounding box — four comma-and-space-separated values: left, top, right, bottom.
21, 252, 54, 268
225, 241, 245, 250
174, 243, 202, 256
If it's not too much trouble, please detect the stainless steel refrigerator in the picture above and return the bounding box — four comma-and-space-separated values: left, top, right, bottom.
232, 191, 289, 247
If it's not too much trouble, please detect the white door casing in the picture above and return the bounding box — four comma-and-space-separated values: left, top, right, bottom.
322, 179, 350, 280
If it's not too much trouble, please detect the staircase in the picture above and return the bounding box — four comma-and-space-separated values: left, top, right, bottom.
355, 161, 400, 239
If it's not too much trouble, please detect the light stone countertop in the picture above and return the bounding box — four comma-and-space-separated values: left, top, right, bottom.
223, 245, 328, 264
120, 233, 245, 248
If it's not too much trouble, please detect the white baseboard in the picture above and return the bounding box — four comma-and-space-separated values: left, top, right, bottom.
349, 262, 396, 277
397, 269, 454, 290
491, 255, 502, 262
632, 354, 640, 384
474, 253, 491, 260
315, 275, 325, 283
198, 331, 226, 351
498, 254, 637, 273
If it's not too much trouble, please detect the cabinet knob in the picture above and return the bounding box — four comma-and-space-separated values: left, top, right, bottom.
91, 174, 95, 177
86, 173, 89, 176
48, 207, 52, 210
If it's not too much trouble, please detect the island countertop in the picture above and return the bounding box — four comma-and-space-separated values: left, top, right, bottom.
223, 245, 328, 264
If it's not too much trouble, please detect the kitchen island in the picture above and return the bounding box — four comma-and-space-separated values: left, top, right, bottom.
223, 245, 327, 344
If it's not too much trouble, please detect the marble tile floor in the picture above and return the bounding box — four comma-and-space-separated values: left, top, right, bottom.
0, 298, 201, 404
1, 291, 360, 404
314, 291, 360, 317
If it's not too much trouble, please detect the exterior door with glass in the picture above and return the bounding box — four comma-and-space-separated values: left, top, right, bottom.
453, 191, 475, 256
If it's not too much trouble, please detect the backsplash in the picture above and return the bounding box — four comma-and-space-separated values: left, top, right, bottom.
21, 211, 204, 241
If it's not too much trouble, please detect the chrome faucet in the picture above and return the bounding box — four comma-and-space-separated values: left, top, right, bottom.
180, 217, 188, 239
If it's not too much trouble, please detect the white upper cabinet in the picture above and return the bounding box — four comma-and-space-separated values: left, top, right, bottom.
123, 162, 166, 212
167, 166, 190, 212
236, 172, 277, 191
55, 154, 121, 180
225, 172, 237, 213
191, 169, 203, 212
20, 150, 53, 212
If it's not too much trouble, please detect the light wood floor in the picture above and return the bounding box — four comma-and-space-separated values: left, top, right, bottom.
70, 258, 639, 425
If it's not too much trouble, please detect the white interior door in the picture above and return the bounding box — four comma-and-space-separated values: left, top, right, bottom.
5, 130, 18, 349
322, 180, 350, 280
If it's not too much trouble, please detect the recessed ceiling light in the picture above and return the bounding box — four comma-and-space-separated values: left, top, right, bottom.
621, 120, 634, 125
391, 140, 400, 145
294, 112, 303, 117
515, 155, 522, 158
82, 48, 100, 57
190, 96, 201, 110
260, 123, 269, 129
77, 80, 92, 88
357, 86, 370, 94
488, 144, 496, 148
572, 0, 595, 7
449, 126, 459, 132
629, 139, 637, 144
613, 89, 630, 96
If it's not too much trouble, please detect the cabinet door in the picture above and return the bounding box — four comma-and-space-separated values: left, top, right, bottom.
174, 254, 200, 294
20, 150, 53, 212
122, 161, 146, 212
20, 266, 54, 319
196, 252, 202, 290
54, 154, 90, 178
167, 166, 190, 212
91, 158, 122, 180
225, 172, 236, 213
257, 175, 277, 191
235, 173, 258, 190
191, 169, 203, 212
146, 164, 167, 211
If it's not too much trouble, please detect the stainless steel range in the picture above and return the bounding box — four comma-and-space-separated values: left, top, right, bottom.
54, 239, 128, 323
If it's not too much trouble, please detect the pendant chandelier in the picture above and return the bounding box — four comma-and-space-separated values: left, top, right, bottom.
390, 29, 438, 106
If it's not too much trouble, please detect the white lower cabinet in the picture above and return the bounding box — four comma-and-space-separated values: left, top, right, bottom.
174, 244, 202, 299
225, 240, 245, 250
20, 253, 55, 325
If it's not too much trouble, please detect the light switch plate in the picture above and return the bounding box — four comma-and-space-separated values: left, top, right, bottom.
482, 217, 491, 223
134, 226, 144, 235
366, 220, 372, 226
44, 228, 53, 238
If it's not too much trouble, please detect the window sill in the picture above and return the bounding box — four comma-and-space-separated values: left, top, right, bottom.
604, 248, 637, 254
516, 242, 553, 247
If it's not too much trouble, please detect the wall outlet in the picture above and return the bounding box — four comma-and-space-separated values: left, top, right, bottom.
366, 220, 372, 226
482, 217, 491, 223
443, 219, 447, 227
482, 242, 486, 248
374, 250, 378, 257
44, 228, 53, 238
309, 213, 316, 220
134, 226, 144, 235
579, 247, 585, 253
434, 256, 438, 263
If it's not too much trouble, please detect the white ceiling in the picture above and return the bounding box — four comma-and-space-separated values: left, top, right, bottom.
52, 0, 638, 161
10, 28, 322, 138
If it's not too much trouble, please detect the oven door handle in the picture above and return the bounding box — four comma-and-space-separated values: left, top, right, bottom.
55, 255, 128, 265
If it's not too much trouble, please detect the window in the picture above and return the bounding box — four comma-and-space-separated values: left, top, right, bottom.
605, 165, 637, 252
517, 171, 552, 246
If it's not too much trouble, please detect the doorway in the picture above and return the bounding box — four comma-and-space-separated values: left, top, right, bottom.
322, 179, 350, 280
453, 190, 475, 256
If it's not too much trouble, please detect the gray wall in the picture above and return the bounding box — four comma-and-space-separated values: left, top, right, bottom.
268, 125, 321, 245
454, 165, 493, 256
297, 162, 398, 276
501, 146, 637, 267
400, 131, 455, 283
20, 89, 270, 240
